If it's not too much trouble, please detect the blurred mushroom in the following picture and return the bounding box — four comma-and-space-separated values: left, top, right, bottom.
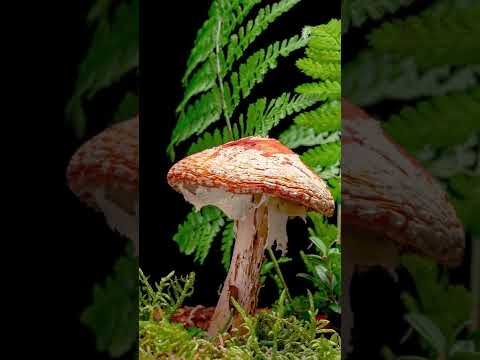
167, 136, 335, 335
341, 99, 464, 354
67, 116, 139, 255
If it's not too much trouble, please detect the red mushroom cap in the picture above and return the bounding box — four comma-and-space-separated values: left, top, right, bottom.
67, 116, 139, 211
167, 136, 334, 216
342, 99, 464, 266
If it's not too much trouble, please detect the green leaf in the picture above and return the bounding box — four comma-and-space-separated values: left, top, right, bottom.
81, 255, 138, 357
400, 255, 473, 349
66, 0, 139, 137
301, 142, 341, 179
343, 51, 480, 106
221, 221, 235, 271
172, 206, 225, 264
295, 80, 340, 99
405, 313, 447, 354
114, 92, 138, 122
383, 88, 480, 153
342, 0, 416, 33
368, 2, 480, 69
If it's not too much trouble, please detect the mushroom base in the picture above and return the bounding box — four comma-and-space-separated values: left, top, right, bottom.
208, 203, 269, 335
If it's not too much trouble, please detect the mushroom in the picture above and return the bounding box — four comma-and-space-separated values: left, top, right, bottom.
341, 99, 465, 354
67, 116, 139, 255
167, 136, 335, 335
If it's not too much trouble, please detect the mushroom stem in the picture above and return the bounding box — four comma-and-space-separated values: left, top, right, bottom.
208, 203, 269, 335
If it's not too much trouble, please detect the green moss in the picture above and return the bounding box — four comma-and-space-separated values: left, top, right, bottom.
139, 270, 341, 359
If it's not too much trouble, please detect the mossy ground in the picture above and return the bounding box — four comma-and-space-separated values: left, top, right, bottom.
139, 270, 341, 359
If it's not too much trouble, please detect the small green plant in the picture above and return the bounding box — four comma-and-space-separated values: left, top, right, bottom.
81, 244, 138, 357
139, 270, 341, 359
297, 212, 341, 315
381, 255, 479, 360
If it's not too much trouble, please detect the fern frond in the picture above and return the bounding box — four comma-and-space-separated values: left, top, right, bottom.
65, 0, 139, 137
172, 206, 225, 264
327, 177, 341, 203
256, 93, 320, 136
279, 100, 340, 149
279, 126, 340, 149
384, 87, 480, 153
221, 221, 235, 271
294, 101, 340, 133
306, 20, 341, 56
343, 51, 480, 106
182, 0, 262, 85
170, 34, 307, 159
368, 2, 480, 69
295, 81, 340, 99
225, 0, 303, 70
224, 34, 309, 118
186, 93, 318, 154
342, 0, 415, 33
168, 86, 222, 159
178, 0, 303, 113
300, 142, 341, 179
296, 60, 340, 81
295, 20, 340, 81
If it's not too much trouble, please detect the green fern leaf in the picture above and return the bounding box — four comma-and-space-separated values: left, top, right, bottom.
221, 221, 235, 271
224, 0, 303, 71
168, 86, 222, 159
173, 206, 225, 264
294, 101, 340, 133
300, 142, 341, 179
66, 0, 139, 137
368, 2, 480, 69
449, 175, 480, 233
295, 81, 340, 99
306, 19, 340, 56
182, 0, 262, 85
186, 92, 318, 154
327, 177, 341, 203
343, 51, 480, 106
384, 87, 480, 153
178, 0, 302, 113
256, 93, 320, 136
342, 0, 415, 33
170, 33, 307, 159
296, 60, 340, 81
279, 126, 340, 149
279, 101, 340, 149
224, 34, 309, 118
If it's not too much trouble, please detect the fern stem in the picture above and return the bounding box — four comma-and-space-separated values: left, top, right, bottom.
267, 248, 292, 303
215, 17, 233, 138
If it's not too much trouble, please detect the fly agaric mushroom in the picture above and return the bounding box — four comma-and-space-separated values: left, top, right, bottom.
167, 136, 335, 335
67, 116, 139, 255
341, 99, 464, 354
